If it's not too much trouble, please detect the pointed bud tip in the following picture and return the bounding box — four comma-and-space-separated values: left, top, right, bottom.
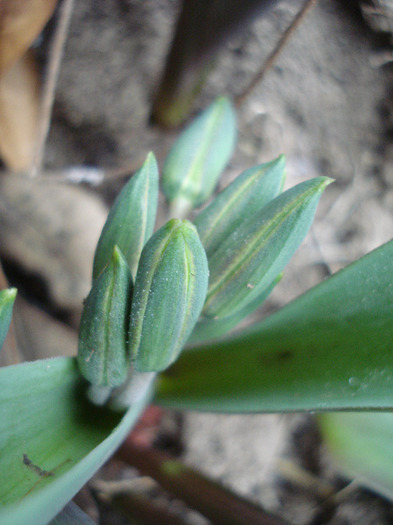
318, 176, 334, 190
2, 288, 17, 301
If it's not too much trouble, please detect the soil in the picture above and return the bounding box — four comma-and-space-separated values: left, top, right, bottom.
1, 0, 393, 523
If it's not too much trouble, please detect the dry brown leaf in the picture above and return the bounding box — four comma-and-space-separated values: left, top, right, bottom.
0, 174, 108, 313
0, 52, 40, 171
0, 0, 58, 75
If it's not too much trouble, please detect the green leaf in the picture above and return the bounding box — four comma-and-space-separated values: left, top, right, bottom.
162, 97, 236, 211
203, 177, 332, 319
318, 413, 393, 501
129, 219, 208, 372
0, 288, 16, 351
92, 152, 159, 280
194, 155, 286, 257
78, 247, 133, 387
0, 357, 151, 525
155, 239, 393, 412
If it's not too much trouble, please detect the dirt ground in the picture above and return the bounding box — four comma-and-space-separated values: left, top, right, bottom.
1, 0, 393, 523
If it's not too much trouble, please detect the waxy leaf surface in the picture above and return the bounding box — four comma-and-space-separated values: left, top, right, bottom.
156, 240, 393, 412
0, 357, 151, 525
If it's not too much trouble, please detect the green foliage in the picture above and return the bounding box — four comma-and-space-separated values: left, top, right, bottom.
92, 152, 158, 280
0, 288, 16, 351
194, 155, 286, 256
0, 358, 151, 525
129, 219, 208, 372
318, 413, 393, 500
189, 275, 281, 343
162, 97, 236, 212
3, 98, 393, 522
156, 239, 393, 412
202, 177, 332, 320
78, 247, 133, 387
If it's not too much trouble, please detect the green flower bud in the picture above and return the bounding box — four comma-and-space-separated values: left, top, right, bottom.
129, 219, 208, 372
78, 246, 133, 387
190, 274, 282, 344
162, 97, 236, 212
203, 177, 333, 320
0, 288, 16, 352
93, 152, 159, 280
194, 155, 286, 257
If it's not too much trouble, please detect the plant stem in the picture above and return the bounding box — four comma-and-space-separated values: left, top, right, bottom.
29, 0, 74, 178
110, 491, 190, 525
151, 0, 279, 127
235, 0, 318, 107
117, 440, 290, 525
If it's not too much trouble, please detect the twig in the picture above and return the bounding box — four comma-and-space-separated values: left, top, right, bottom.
29, 0, 75, 179
235, 0, 318, 107
117, 439, 290, 525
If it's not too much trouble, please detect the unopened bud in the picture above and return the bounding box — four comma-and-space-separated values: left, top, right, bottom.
93, 152, 158, 280
78, 246, 133, 387
194, 155, 286, 257
203, 177, 333, 320
162, 97, 236, 211
129, 219, 208, 372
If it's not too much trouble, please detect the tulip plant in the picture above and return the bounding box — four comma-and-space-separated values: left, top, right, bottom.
1, 97, 393, 524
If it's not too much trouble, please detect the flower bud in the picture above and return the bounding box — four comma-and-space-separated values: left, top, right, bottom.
203, 177, 333, 320
93, 152, 158, 280
78, 246, 133, 387
194, 155, 286, 257
129, 219, 208, 372
190, 275, 281, 344
162, 97, 236, 211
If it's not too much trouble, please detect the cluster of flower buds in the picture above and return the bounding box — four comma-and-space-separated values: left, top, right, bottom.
77, 97, 331, 399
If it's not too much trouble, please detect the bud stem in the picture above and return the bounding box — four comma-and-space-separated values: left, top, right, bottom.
109, 371, 157, 411
169, 196, 192, 220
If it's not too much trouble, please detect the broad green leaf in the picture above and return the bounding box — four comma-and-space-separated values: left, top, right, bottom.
189, 275, 281, 344
92, 152, 159, 279
203, 177, 332, 319
50, 502, 96, 524
318, 413, 393, 501
129, 219, 208, 372
162, 97, 236, 211
194, 155, 286, 257
78, 247, 133, 387
0, 288, 16, 351
155, 239, 393, 412
0, 357, 151, 525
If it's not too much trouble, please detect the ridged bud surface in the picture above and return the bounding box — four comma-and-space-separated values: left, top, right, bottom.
194, 155, 286, 257
93, 152, 158, 280
78, 247, 133, 387
129, 219, 208, 372
162, 97, 236, 210
203, 177, 333, 319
